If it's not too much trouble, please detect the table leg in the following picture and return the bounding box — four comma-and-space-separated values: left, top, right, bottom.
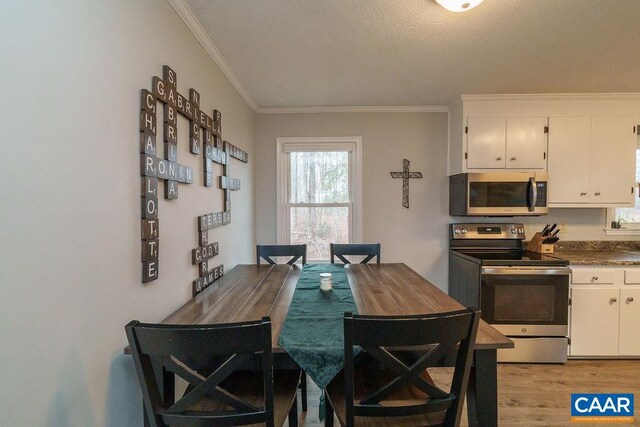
289, 395, 299, 427
466, 349, 497, 427
300, 371, 308, 411
325, 394, 334, 427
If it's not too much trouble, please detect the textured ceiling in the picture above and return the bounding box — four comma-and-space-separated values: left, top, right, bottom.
185, 0, 640, 107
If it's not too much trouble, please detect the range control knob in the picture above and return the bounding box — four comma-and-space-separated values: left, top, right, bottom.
461, 229, 467, 234
518, 228, 524, 234
511, 228, 517, 234
454, 229, 460, 234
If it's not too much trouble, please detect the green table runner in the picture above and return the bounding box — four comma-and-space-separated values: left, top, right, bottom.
277, 263, 360, 390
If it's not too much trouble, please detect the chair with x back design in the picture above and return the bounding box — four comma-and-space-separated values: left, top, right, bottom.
126, 317, 301, 427
330, 243, 381, 265
256, 244, 307, 266
325, 308, 480, 427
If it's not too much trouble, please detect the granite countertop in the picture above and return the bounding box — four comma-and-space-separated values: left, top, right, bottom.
550, 241, 640, 266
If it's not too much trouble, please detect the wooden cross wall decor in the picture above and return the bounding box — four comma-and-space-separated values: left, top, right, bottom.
139, 65, 249, 290
390, 159, 423, 209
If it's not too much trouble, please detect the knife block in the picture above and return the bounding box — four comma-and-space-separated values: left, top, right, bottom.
525, 232, 555, 254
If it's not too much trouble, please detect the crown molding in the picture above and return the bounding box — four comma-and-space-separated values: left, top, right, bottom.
460, 93, 640, 102
167, 0, 258, 111
256, 105, 449, 114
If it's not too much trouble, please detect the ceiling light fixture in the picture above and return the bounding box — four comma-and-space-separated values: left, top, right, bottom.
434, 0, 484, 12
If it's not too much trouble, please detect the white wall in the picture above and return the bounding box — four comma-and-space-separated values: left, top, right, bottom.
0, 1, 255, 425
256, 112, 451, 286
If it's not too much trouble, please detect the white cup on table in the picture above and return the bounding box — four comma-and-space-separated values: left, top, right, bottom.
319, 273, 333, 291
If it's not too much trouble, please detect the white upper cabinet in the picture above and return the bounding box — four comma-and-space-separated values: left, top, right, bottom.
548, 116, 636, 207
589, 117, 636, 205
505, 117, 547, 169
547, 117, 591, 204
466, 117, 546, 170
466, 117, 506, 169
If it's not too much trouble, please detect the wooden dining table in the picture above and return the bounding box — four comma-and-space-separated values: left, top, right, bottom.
145, 263, 513, 426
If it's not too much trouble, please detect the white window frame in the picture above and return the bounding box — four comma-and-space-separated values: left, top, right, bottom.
605, 207, 640, 236
276, 137, 363, 252
605, 142, 640, 235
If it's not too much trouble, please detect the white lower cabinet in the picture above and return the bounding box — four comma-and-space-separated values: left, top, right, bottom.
569, 267, 640, 357
570, 287, 620, 356
619, 288, 640, 355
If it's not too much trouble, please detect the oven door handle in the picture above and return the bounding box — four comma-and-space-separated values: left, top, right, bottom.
481, 267, 571, 275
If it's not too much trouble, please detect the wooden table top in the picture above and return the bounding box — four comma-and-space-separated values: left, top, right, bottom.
160, 263, 513, 351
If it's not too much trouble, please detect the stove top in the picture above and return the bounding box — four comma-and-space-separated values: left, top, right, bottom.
449, 223, 569, 266
451, 249, 568, 266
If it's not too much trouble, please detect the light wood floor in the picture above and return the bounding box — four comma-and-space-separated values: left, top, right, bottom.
295, 360, 640, 426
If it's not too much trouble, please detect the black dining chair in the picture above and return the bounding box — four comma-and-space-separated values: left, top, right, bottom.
324, 308, 480, 427
125, 317, 301, 427
257, 244, 307, 266
330, 243, 381, 265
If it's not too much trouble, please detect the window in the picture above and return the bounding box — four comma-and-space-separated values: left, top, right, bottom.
608, 146, 640, 232
277, 137, 362, 261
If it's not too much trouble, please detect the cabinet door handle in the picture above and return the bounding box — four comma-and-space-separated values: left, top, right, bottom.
627, 297, 635, 303
496, 157, 502, 161
595, 192, 601, 196
610, 297, 618, 303
592, 276, 599, 281
580, 192, 587, 196
510, 157, 516, 161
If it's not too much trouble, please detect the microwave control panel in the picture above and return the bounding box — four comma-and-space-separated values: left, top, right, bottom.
535, 182, 547, 207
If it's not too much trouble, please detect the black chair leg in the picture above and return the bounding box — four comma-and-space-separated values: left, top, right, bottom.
288, 396, 298, 427
300, 371, 308, 411
143, 402, 150, 427
325, 395, 334, 427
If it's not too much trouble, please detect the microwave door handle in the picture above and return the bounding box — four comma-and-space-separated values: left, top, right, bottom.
528, 177, 537, 212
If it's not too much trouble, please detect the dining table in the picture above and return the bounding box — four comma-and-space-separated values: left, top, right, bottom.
137, 263, 513, 427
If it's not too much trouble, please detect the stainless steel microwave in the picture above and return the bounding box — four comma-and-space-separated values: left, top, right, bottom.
449, 172, 549, 216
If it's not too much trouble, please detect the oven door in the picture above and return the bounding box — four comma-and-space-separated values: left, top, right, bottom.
466, 172, 548, 216
480, 266, 569, 336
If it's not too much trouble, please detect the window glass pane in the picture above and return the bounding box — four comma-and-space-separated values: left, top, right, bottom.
290, 207, 349, 260
289, 151, 349, 203
615, 149, 640, 224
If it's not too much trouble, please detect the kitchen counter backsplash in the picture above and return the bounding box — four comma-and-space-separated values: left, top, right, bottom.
556, 241, 640, 252
550, 241, 640, 266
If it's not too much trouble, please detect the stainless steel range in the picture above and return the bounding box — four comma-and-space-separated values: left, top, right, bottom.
448, 223, 570, 363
